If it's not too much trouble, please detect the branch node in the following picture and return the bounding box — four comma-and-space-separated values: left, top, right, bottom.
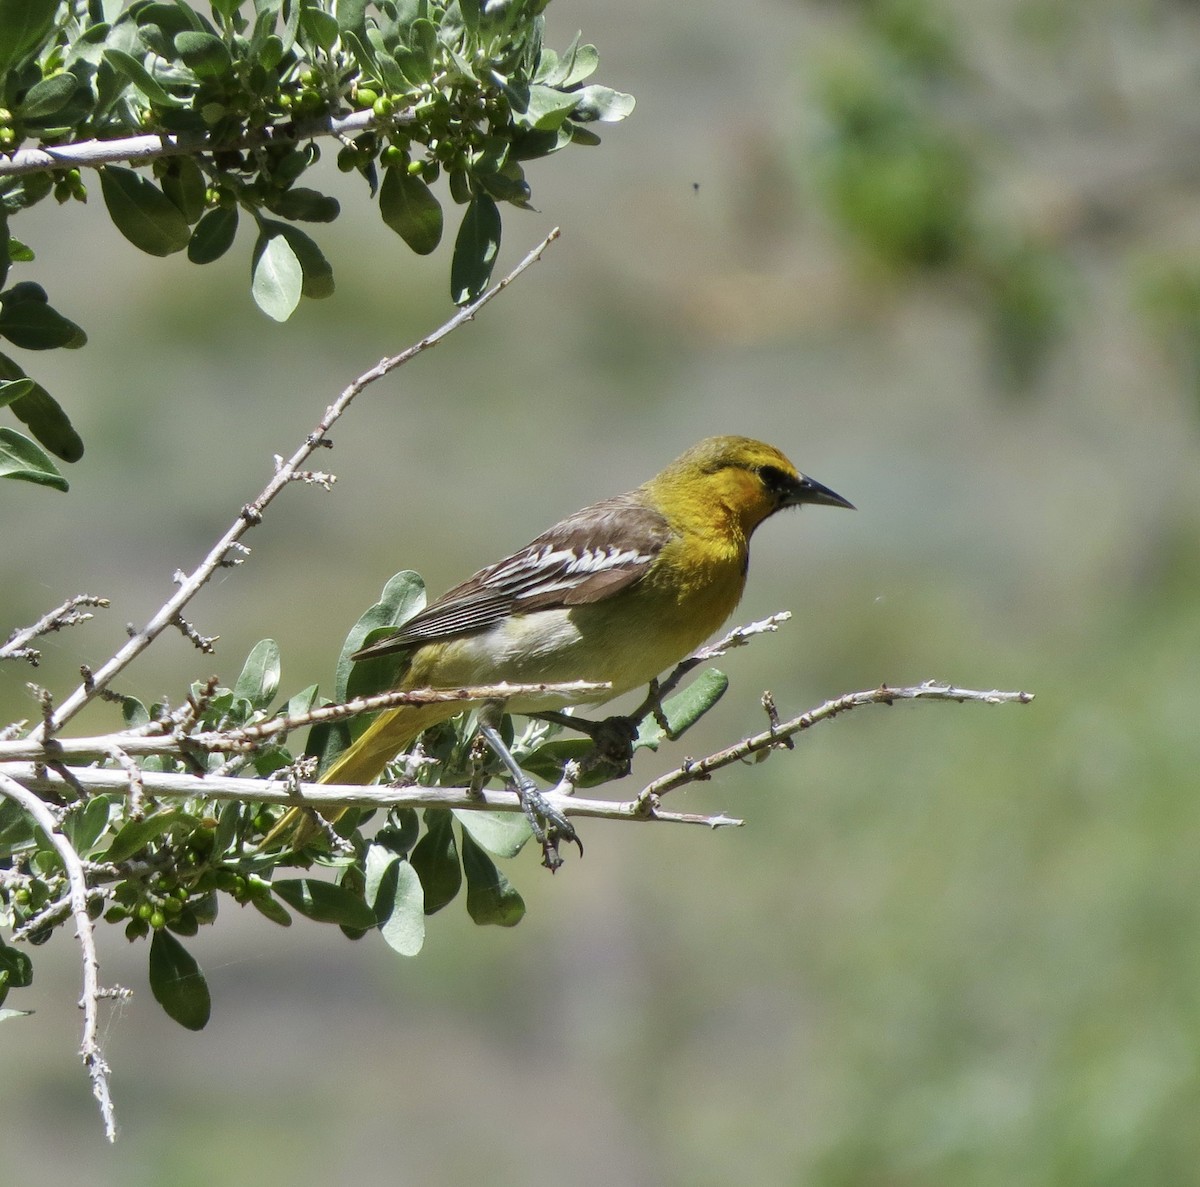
171, 614, 218, 654
219, 542, 251, 568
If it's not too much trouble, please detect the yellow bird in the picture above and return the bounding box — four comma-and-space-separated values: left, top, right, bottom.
279, 436, 853, 865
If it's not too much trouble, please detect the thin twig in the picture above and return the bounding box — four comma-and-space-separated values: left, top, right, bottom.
637, 681, 1035, 806
0, 772, 118, 1142
628, 611, 793, 718
0, 596, 111, 667
0, 679, 610, 764
37, 227, 561, 736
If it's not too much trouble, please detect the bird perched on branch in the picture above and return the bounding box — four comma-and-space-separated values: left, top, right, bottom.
276, 436, 853, 867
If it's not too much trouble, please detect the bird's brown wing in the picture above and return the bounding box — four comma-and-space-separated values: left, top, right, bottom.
351, 493, 673, 661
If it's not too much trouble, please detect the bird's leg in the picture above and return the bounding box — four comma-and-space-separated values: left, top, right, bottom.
476, 702, 582, 871
532, 710, 640, 777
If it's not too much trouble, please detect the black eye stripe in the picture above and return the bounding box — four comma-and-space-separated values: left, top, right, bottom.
756, 464, 794, 494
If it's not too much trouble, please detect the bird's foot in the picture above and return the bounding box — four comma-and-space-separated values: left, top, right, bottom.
515, 777, 582, 872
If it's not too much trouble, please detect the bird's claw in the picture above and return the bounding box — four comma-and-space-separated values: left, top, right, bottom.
516, 778, 582, 871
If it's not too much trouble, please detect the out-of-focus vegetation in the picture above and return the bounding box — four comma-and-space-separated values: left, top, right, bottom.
3, 0, 1200, 1183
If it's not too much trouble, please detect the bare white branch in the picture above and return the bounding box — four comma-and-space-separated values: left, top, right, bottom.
0, 772, 120, 1143
0, 108, 397, 178
7, 763, 743, 829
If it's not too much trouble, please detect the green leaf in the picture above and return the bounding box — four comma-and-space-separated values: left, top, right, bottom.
450, 194, 501, 305
160, 156, 207, 224
561, 43, 599, 88
0, 427, 67, 491
148, 929, 211, 1030
187, 205, 238, 263
299, 6, 339, 52
515, 83, 579, 131
636, 669, 730, 750
267, 187, 341, 223
0, 938, 33, 990
211, 800, 240, 857
379, 859, 425, 955
251, 893, 292, 927
364, 842, 399, 905
570, 84, 635, 123
279, 223, 335, 299
378, 812, 420, 855
254, 220, 334, 309
105, 809, 195, 864
100, 165, 191, 256
522, 736, 613, 787
273, 878, 377, 929
0, 0, 59, 75
103, 48, 185, 107
379, 167, 443, 256
336, 0, 370, 34
461, 830, 525, 927
121, 695, 150, 728
233, 639, 281, 710
18, 73, 79, 120
409, 809, 461, 914
0, 299, 86, 350
174, 30, 233, 77
6, 377, 84, 463
453, 807, 531, 859
0, 377, 33, 408
251, 228, 303, 321
0, 1008, 33, 1023
64, 795, 113, 855
337, 571, 426, 702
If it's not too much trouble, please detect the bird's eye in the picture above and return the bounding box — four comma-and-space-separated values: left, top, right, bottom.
756, 464, 794, 494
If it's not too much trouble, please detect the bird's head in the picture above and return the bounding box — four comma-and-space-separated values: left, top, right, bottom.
650, 436, 854, 537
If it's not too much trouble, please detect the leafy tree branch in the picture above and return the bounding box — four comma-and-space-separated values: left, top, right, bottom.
0, 0, 633, 490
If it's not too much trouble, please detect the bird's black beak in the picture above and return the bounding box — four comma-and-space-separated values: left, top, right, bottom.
787, 473, 855, 511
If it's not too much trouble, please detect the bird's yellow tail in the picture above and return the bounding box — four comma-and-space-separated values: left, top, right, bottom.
264, 701, 461, 847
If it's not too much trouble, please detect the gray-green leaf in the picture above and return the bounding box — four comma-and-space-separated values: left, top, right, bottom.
0, 427, 66, 491
379, 859, 425, 955
636, 669, 730, 750
232, 639, 281, 710
251, 229, 303, 321
453, 806, 531, 859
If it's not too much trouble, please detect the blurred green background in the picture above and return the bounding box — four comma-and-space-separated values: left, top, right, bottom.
5, 0, 1200, 1182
